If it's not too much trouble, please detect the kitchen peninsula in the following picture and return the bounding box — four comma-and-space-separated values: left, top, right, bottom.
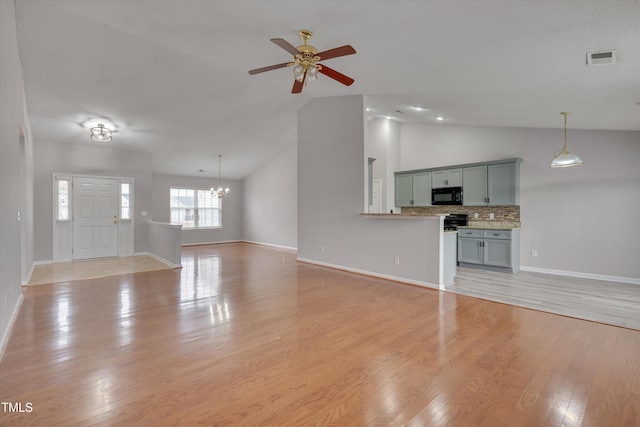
362, 213, 458, 288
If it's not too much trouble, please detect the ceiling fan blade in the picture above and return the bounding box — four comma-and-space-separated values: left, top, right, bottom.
271, 38, 300, 56
248, 62, 290, 75
318, 65, 354, 86
292, 71, 306, 94
316, 45, 356, 61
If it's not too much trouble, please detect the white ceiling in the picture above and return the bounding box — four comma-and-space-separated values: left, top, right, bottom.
14, 0, 640, 180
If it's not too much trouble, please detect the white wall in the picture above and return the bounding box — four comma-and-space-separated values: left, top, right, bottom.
152, 174, 243, 245
298, 96, 443, 287
399, 123, 640, 281
1, 0, 34, 351
243, 145, 297, 249
366, 117, 401, 213
33, 141, 153, 261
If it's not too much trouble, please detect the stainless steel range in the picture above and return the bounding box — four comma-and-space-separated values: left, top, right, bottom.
443, 213, 468, 231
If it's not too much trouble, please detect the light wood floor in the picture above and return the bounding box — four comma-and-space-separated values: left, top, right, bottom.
448, 267, 640, 330
28, 255, 172, 285
1, 243, 639, 426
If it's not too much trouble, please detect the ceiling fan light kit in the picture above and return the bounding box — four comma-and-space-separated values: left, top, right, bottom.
248, 29, 356, 94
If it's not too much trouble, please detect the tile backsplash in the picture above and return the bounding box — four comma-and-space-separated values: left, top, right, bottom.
401, 205, 520, 222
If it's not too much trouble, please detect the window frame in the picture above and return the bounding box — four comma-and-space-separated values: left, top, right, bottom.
169, 186, 222, 229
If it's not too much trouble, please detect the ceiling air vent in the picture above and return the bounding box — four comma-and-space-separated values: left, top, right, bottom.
586, 50, 617, 65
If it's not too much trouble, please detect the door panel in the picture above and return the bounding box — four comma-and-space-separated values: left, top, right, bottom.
73, 177, 119, 259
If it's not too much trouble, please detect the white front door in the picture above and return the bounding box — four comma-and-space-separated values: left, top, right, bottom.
73, 177, 119, 260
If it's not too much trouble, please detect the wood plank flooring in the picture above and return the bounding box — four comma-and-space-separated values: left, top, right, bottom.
1, 242, 639, 426
448, 267, 640, 330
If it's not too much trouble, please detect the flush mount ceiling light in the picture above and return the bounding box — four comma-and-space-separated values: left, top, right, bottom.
211, 155, 230, 199
90, 124, 112, 142
550, 112, 583, 168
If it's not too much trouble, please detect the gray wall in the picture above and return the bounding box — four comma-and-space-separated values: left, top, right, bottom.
152, 173, 243, 245
399, 123, 640, 281
33, 141, 153, 261
298, 96, 442, 286
1, 0, 35, 348
243, 145, 297, 249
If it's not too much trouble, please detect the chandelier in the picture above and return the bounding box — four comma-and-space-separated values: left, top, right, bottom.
291, 30, 321, 85
211, 155, 230, 198
90, 124, 112, 142
550, 112, 583, 168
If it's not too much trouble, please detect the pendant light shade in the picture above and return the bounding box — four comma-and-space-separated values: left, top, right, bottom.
550, 112, 583, 168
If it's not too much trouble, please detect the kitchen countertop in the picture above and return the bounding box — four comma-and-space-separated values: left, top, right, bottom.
459, 221, 521, 230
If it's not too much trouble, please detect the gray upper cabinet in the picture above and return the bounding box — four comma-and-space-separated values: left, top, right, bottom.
462, 165, 488, 205
395, 158, 522, 208
462, 160, 521, 206
432, 168, 462, 188
487, 162, 519, 205
395, 172, 413, 207
395, 171, 432, 207
412, 171, 432, 206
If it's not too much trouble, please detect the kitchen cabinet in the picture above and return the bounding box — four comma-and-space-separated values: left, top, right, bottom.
462, 160, 521, 206
395, 172, 413, 207
394, 171, 432, 207
458, 228, 520, 273
431, 168, 462, 188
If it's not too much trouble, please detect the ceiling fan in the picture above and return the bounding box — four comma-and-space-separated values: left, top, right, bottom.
248, 30, 356, 94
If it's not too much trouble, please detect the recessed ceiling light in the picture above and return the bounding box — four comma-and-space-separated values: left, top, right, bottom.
412, 106, 428, 111
436, 116, 444, 121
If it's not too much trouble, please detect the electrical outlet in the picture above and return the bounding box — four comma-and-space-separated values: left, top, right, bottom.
321, 246, 325, 254
282, 233, 286, 240
474, 213, 479, 219
394, 256, 400, 265
489, 213, 495, 219
531, 250, 538, 257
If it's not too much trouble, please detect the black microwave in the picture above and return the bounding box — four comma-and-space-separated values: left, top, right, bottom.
432, 186, 463, 205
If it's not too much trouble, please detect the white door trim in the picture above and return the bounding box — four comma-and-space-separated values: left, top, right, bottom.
52, 173, 134, 262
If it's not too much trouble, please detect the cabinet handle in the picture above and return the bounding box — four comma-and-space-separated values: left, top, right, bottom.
493, 233, 500, 236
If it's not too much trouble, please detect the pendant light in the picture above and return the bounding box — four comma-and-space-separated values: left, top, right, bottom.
211, 155, 230, 198
550, 112, 583, 168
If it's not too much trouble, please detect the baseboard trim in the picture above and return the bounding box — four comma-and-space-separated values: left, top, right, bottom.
181, 240, 243, 247
296, 257, 439, 290
0, 293, 24, 363
520, 266, 640, 285
141, 252, 182, 269
242, 240, 297, 252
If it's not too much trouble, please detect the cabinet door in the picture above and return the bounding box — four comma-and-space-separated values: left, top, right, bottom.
462, 165, 488, 205
446, 168, 463, 187
432, 168, 462, 187
458, 237, 483, 264
395, 173, 413, 207
484, 238, 511, 268
488, 163, 517, 205
412, 171, 432, 206
431, 170, 446, 188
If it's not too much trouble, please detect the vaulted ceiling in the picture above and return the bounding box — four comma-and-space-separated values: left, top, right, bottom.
14, 0, 640, 179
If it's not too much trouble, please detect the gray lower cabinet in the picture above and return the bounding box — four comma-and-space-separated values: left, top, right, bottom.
458, 228, 520, 273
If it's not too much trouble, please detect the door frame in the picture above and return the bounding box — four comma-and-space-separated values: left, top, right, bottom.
52, 173, 134, 262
